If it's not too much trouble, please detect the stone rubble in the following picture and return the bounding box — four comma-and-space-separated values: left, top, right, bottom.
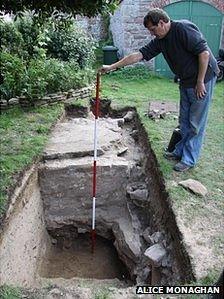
149, 231, 164, 244
142, 227, 152, 244
112, 218, 142, 280
126, 182, 149, 207
144, 243, 167, 267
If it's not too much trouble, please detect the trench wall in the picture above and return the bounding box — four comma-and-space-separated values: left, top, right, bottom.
136, 114, 195, 283
0, 166, 50, 287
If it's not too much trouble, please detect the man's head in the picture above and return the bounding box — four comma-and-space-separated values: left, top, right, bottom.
144, 8, 170, 39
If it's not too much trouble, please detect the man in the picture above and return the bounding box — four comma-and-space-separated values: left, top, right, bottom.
100, 8, 218, 172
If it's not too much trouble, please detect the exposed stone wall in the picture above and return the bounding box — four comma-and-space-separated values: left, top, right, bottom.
75, 15, 107, 41
110, 0, 224, 69
110, 0, 153, 68
109, 7, 125, 58
0, 86, 93, 111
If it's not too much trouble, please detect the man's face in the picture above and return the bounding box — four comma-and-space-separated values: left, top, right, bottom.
146, 20, 167, 39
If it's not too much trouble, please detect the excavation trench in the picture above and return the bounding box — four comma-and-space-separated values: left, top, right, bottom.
0, 101, 194, 288
39, 234, 130, 280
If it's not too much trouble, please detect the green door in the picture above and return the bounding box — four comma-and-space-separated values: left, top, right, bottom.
155, 0, 223, 78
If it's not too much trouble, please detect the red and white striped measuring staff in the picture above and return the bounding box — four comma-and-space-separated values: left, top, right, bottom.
91, 72, 100, 253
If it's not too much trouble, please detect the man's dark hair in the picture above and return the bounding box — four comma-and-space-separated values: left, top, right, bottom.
143, 8, 170, 28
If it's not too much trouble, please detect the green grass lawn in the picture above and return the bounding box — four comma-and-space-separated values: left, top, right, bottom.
0, 104, 64, 216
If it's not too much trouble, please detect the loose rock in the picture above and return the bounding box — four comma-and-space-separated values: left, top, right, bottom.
144, 244, 167, 267
142, 227, 152, 244
117, 118, 125, 127
9, 98, 19, 105
117, 147, 128, 156
149, 231, 164, 244
161, 253, 172, 267
126, 183, 149, 207
124, 111, 135, 122
136, 266, 151, 284
178, 179, 208, 197
130, 129, 139, 141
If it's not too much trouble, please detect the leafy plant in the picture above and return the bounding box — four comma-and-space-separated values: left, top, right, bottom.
1, 1, 120, 17
15, 13, 45, 60
46, 19, 96, 68
0, 20, 24, 56
61, 61, 94, 90
0, 14, 47, 61
0, 285, 22, 299
22, 59, 48, 99
0, 51, 25, 101
0, 14, 96, 101
21, 58, 94, 100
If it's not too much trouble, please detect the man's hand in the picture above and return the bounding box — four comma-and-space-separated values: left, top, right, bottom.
195, 81, 207, 99
99, 52, 143, 74
99, 65, 114, 74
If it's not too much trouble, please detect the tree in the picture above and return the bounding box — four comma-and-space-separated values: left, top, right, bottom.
1, 1, 120, 17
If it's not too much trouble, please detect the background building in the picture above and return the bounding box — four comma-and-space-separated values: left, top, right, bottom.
110, 0, 224, 77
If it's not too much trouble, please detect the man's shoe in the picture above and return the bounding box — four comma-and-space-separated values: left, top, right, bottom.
164, 151, 180, 161
173, 162, 192, 172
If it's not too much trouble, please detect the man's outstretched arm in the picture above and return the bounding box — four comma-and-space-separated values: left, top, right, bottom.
100, 52, 143, 74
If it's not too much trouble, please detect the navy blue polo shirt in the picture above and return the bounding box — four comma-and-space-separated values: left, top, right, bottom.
139, 20, 218, 87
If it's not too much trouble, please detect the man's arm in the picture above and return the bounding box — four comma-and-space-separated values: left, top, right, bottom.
196, 50, 210, 99
100, 52, 143, 73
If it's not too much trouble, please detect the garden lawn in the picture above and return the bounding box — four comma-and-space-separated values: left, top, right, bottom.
0, 104, 64, 217
101, 68, 224, 283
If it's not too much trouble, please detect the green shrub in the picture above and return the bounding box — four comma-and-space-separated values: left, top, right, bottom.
60, 61, 94, 90
0, 20, 24, 56
15, 14, 44, 60
42, 58, 66, 93
0, 15, 46, 61
46, 20, 96, 68
22, 59, 94, 100
0, 51, 25, 101
1, 52, 94, 101
0, 15, 96, 101
22, 59, 48, 99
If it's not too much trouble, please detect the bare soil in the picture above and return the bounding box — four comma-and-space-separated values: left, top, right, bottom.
39, 234, 130, 281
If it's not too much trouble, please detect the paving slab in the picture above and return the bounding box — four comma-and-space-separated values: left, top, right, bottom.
44, 117, 124, 159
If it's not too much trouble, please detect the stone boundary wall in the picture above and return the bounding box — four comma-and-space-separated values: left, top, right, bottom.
110, 0, 224, 68
0, 86, 94, 111
110, 0, 152, 64
75, 15, 107, 41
